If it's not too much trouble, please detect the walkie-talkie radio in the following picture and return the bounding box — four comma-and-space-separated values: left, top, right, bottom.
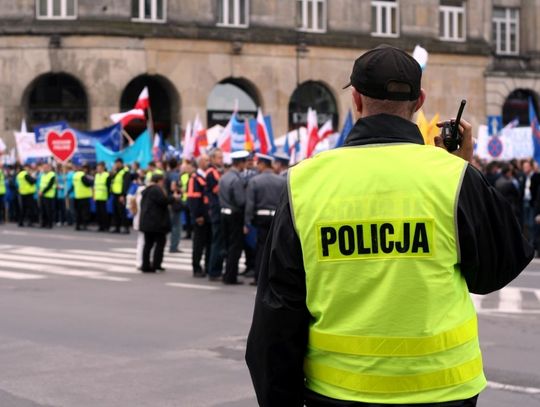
441, 99, 467, 152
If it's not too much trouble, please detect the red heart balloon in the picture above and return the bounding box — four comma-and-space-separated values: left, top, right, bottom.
46, 129, 78, 163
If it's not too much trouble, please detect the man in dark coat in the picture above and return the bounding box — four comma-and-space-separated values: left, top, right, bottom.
139, 174, 180, 272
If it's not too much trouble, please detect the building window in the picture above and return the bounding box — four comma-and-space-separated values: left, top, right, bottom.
36, 0, 77, 19
439, 2, 466, 41
217, 0, 249, 28
371, 0, 399, 37
492, 7, 519, 55
296, 0, 327, 33
131, 0, 166, 23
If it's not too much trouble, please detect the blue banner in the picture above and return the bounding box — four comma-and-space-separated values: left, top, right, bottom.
34, 121, 69, 143
71, 123, 122, 166
96, 130, 152, 169
231, 114, 246, 152
529, 97, 540, 164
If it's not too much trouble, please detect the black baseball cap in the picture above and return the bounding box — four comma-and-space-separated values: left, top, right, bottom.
344, 45, 422, 101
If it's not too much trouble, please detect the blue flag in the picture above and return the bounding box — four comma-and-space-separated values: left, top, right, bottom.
71, 123, 122, 166
34, 121, 69, 143
334, 110, 354, 148
231, 114, 246, 152
529, 97, 540, 164
96, 130, 152, 169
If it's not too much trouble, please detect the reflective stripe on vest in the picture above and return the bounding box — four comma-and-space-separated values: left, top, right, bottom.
73, 171, 92, 199
17, 171, 36, 195
94, 172, 109, 201
112, 168, 127, 195
39, 171, 56, 199
288, 144, 485, 403
0, 171, 5, 195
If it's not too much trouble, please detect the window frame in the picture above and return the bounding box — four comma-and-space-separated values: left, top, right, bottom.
371, 0, 399, 38
296, 0, 327, 33
492, 7, 520, 56
131, 0, 167, 24
217, 0, 249, 28
36, 0, 78, 20
439, 3, 466, 42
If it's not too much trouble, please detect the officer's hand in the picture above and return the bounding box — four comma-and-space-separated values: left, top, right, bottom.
434, 118, 474, 163
195, 217, 204, 225
243, 226, 249, 235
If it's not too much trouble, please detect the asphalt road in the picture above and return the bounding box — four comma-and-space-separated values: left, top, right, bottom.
0, 223, 539, 407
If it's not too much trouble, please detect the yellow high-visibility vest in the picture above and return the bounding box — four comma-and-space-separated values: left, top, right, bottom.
39, 171, 56, 199
0, 170, 5, 195
17, 170, 36, 195
288, 143, 485, 404
145, 168, 164, 184
94, 172, 110, 201
111, 167, 128, 195
73, 171, 92, 199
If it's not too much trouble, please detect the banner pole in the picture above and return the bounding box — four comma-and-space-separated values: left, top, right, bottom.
121, 129, 134, 145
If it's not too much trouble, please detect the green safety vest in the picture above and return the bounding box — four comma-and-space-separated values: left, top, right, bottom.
73, 171, 92, 199
39, 171, 56, 199
17, 170, 36, 195
288, 144, 485, 404
94, 172, 110, 201
145, 168, 164, 184
0, 170, 5, 195
181, 172, 190, 202
111, 167, 128, 195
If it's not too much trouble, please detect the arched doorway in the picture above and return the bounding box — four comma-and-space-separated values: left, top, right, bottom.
288, 80, 338, 130
206, 77, 260, 127
25, 73, 88, 130
502, 89, 539, 126
120, 74, 180, 138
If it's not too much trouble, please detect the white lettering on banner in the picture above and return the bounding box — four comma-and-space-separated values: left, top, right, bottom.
476, 125, 533, 161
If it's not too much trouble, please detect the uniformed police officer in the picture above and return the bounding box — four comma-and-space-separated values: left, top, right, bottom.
272, 152, 290, 177
94, 161, 111, 232
219, 150, 249, 285
244, 153, 286, 286
38, 162, 56, 229
111, 158, 130, 234
73, 164, 93, 231
246, 45, 534, 406
16, 164, 37, 227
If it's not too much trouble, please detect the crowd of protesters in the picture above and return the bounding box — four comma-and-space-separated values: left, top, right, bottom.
0, 148, 290, 284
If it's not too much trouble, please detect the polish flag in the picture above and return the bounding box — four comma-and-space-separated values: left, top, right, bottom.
245, 120, 254, 151
317, 119, 334, 142
182, 120, 193, 160
110, 109, 146, 127
134, 86, 150, 110
192, 115, 207, 158
218, 114, 233, 153
256, 107, 272, 154
152, 133, 162, 161
306, 108, 320, 158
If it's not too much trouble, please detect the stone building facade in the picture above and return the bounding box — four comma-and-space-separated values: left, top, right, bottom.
1, 0, 540, 146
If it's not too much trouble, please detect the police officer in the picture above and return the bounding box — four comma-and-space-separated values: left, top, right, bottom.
38, 162, 56, 229
206, 148, 225, 281
187, 155, 211, 278
110, 158, 130, 234
145, 161, 164, 185
16, 164, 37, 227
94, 161, 110, 232
272, 152, 290, 177
73, 164, 93, 231
246, 45, 534, 406
219, 150, 249, 285
244, 153, 286, 286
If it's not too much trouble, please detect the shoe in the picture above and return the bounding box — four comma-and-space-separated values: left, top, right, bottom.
223, 280, 244, 285
193, 271, 206, 278
209, 276, 222, 282
140, 267, 155, 273
155, 267, 166, 272
111, 229, 120, 234
169, 249, 183, 253
239, 269, 255, 277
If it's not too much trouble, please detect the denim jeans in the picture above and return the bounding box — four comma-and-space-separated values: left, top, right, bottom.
170, 210, 182, 251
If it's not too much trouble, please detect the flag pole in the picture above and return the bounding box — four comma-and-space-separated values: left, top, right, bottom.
121, 129, 134, 145
147, 105, 155, 139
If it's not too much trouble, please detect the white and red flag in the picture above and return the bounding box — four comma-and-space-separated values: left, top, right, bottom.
182, 120, 194, 160
305, 108, 319, 158
134, 86, 150, 110
110, 109, 146, 127
256, 107, 272, 154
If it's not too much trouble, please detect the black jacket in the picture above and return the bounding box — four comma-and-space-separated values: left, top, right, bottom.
139, 185, 172, 234
245, 114, 534, 407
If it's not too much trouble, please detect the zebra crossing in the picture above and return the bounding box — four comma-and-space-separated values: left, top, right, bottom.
0, 243, 539, 312
0, 244, 197, 284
